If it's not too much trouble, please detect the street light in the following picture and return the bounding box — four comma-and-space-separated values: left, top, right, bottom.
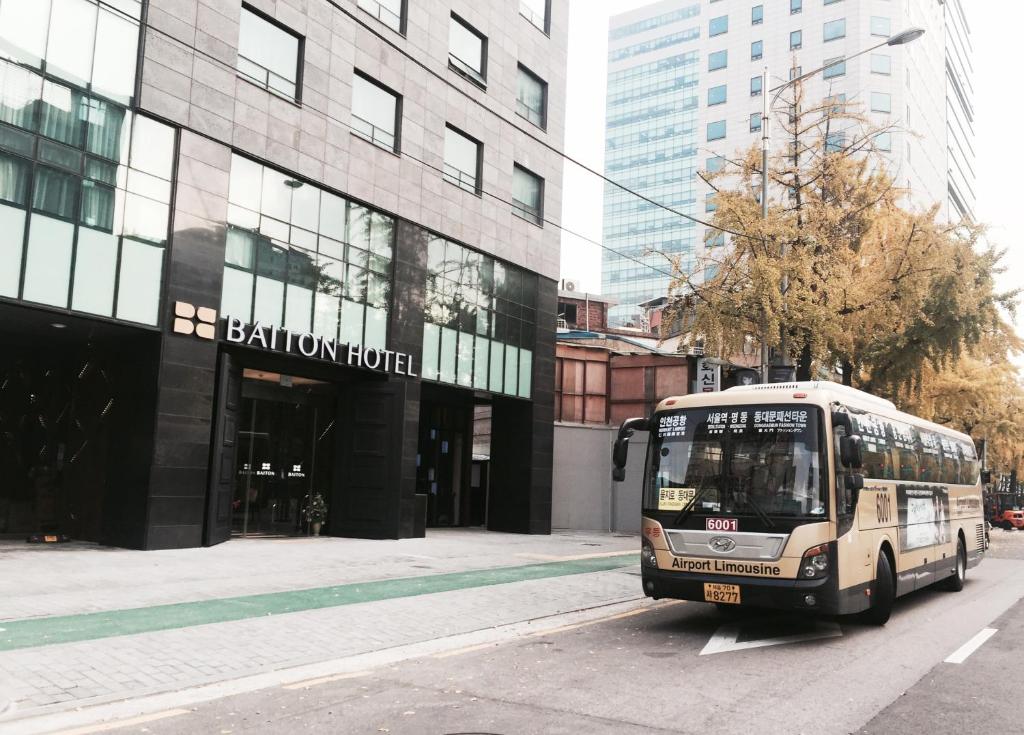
757, 28, 925, 382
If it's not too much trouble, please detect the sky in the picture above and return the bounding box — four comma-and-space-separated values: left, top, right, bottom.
558, 0, 1023, 333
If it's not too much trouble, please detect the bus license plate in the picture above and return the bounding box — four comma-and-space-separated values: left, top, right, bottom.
706, 517, 738, 531
704, 583, 741, 605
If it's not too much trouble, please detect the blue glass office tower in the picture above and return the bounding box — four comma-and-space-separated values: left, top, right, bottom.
603, 3, 702, 327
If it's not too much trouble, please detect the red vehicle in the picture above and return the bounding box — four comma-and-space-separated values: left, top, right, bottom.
993, 510, 1024, 530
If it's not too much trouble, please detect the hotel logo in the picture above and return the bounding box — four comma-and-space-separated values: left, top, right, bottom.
173, 302, 217, 340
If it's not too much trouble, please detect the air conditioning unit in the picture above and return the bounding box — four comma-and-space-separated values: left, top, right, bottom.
562, 278, 581, 293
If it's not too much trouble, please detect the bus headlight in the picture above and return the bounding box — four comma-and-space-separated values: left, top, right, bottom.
641, 539, 658, 568
800, 544, 829, 580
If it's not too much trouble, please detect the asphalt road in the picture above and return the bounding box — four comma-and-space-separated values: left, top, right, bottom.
98, 529, 1024, 735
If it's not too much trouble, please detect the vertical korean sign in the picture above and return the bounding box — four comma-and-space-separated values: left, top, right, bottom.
697, 359, 721, 393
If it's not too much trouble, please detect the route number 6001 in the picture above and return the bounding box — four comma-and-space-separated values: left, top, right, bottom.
875, 492, 892, 525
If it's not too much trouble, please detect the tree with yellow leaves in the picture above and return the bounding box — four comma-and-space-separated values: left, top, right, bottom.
665, 78, 1018, 395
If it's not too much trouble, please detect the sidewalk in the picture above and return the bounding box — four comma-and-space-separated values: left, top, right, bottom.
0, 530, 641, 731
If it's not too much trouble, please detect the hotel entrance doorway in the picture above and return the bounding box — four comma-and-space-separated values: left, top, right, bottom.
232, 369, 336, 537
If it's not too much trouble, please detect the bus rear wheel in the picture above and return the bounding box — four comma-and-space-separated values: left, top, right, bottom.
942, 538, 966, 592
862, 552, 894, 626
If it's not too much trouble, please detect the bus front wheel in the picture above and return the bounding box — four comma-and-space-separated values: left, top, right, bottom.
863, 552, 894, 626
942, 538, 966, 592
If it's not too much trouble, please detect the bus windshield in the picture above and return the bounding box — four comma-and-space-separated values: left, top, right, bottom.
645, 405, 826, 524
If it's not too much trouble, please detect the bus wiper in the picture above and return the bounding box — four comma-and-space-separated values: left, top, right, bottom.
673, 485, 711, 526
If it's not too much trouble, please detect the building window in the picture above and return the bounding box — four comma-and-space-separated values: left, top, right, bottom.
751, 40, 763, 60
237, 5, 301, 100
0, 0, 141, 105
823, 56, 845, 79
512, 164, 543, 226
423, 236, 536, 397
750, 75, 763, 96
871, 54, 891, 75
752, 5, 763, 25
749, 113, 761, 132
357, 0, 404, 33
706, 155, 725, 173
706, 230, 725, 248
516, 64, 547, 129
443, 125, 481, 195
825, 132, 845, 152
0, 59, 173, 323
871, 92, 891, 113
791, 0, 802, 14
224, 154, 394, 349
558, 301, 578, 324
824, 0, 842, 4
875, 132, 891, 151
871, 16, 891, 38
520, 0, 549, 33
705, 193, 717, 212
790, 30, 802, 49
708, 50, 728, 71
449, 14, 487, 87
707, 120, 726, 141
823, 19, 846, 42
351, 72, 400, 152
709, 15, 728, 37
708, 84, 727, 106
789, 65, 802, 80
825, 92, 846, 113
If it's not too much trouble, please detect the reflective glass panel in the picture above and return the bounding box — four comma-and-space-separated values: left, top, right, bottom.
46, 0, 98, 85
449, 15, 485, 78
0, 202, 25, 296
71, 226, 117, 315
22, 213, 73, 306
115, 238, 162, 324
237, 7, 299, 98
92, 8, 137, 102
0, 0, 52, 67
351, 75, 398, 150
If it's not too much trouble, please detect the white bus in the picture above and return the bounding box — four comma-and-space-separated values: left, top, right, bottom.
612, 381, 986, 624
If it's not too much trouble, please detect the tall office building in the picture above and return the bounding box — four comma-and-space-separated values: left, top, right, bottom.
603, 2, 703, 328
0, 0, 567, 548
602, 0, 974, 325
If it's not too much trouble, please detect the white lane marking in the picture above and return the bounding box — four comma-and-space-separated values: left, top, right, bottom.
944, 627, 998, 664
700, 618, 842, 656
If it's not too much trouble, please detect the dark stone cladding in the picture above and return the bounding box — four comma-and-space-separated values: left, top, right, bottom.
145, 221, 225, 550
487, 276, 556, 534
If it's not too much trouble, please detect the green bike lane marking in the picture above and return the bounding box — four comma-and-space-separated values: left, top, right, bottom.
0, 553, 638, 652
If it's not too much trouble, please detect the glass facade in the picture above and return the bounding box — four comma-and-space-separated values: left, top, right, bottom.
0, 56, 172, 325
421, 236, 535, 398
221, 154, 393, 350
603, 6, 701, 327
0, 0, 140, 105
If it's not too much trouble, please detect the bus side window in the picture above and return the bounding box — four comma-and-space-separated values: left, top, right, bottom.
898, 446, 919, 482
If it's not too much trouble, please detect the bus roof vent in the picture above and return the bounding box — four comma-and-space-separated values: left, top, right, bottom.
724, 380, 896, 410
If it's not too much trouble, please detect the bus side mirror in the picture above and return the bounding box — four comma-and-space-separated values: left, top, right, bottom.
612, 417, 648, 482
840, 435, 863, 469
